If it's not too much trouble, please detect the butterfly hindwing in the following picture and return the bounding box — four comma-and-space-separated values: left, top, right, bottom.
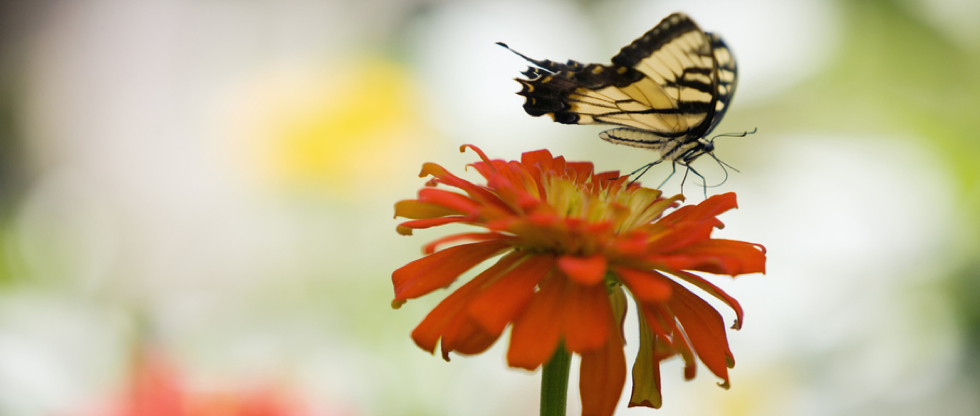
705, 33, 737, 135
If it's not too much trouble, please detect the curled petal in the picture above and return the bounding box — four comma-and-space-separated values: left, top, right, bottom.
392, 240, 510, 301
439, 320, 499, 359
642, 304, 697, 378
668, 280, 734, 383
629, 311, 665, 409
670, 270, 745, 330
421, 161, 509, 211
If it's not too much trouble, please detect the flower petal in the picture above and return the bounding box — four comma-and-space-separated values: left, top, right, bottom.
660, 192, 737, 226
397, 216, 470, 233
580, 321, 626, 416
643, 221, 717, 253
392, 240, 510, 301
417, 188, 481, 214
507, 274, 564, 370
670, 270, 745, 330
439, 320, 500, 359
468, 255, 555, 335
659, 239, 767, 276
421, 232, 508, 255
394, 200, 460, 219
613, 267, 672, 303
557, 255, 607, 285
560, 280, 612, 354
668, 280, 734, 383
629, 311, 664, 409
411, 252, 523, 355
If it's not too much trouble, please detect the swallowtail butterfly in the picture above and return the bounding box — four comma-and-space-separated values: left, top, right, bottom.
499, 13, 743, 187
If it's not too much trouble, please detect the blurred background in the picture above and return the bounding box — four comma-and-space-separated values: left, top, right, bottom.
0, 0, 979, 415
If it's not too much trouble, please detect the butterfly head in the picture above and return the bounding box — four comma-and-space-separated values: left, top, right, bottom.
700, 138, 715, 154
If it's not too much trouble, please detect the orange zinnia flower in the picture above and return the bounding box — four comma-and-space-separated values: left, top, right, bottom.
392, 145, 765, 415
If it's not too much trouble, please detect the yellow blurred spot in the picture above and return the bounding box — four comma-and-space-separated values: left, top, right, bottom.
218, 57, 436, 199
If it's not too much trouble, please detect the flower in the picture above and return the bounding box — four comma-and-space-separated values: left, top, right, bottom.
392, 145, 765, 415
64, 348, 350, 416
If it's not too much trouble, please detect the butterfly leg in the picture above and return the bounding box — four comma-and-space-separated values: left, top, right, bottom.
628, 160, 664, 185
680, 164, 709, 199
656, 163, 678, 189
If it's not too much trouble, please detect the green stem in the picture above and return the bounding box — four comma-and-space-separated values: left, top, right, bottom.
540, 344, 572, 416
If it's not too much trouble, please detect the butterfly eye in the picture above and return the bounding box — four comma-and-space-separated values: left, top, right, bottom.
703, 141, 715, 152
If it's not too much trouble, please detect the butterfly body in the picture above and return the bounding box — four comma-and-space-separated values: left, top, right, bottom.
501, 13, 738, 178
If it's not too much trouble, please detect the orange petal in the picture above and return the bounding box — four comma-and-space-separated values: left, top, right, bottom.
417, 188, 481, 214
398, 216, 469, 231
643, 222, 717, 253
392, 240, 509, 300
394, 200, 459, 220
560, 281, 612, 354
439, 319, 500, 359
558, 255, 607, 285
609, 285, 629, 345
668, 280, 733, 383
421, 232, 507, 255
613, 267, 672, 303
422, 160, 510, 211
468, 255, 555, 335
661, 192, 737, 225
565, 161, 597, 184
684, 192, 737, 222
659, 239, 767, 276
411, 252, 523, 355
520, 149, 557, 172
670, 270, 745, 329
579, 324, 626, 416
507, 275, 563, 370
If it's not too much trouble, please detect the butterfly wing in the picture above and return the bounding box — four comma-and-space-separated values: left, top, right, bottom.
508, 13, 736, 152
703, 32, 737, 136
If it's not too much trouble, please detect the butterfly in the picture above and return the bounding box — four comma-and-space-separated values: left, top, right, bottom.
499, 12, 747, 190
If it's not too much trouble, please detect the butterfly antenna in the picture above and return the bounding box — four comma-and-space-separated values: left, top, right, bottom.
495, 42, 557, 74
694, 127, 752, 189
701, 152, 740, 188
710, 127, 758, 143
